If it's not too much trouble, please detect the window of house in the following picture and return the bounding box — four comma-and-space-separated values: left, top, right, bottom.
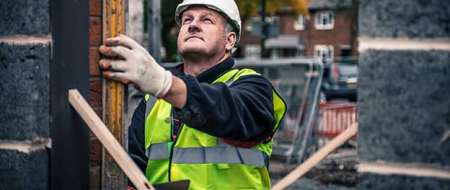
269, 49, 280, 59
340, 47, 352, 57
246, 16, 280, 37
245, 45, 261, 59
294, 15, 306, 30
314, 45, 334, 63
314, 11, 335, 30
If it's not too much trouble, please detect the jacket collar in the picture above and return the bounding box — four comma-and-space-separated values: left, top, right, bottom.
170, 57, 235, 84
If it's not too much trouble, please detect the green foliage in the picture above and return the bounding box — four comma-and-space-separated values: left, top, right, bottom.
161, 0, 183, 62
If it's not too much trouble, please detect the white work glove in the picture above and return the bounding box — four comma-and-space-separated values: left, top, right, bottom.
99, 34, 173, 97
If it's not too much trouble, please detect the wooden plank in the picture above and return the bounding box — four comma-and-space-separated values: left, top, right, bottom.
69, 89, 154, 190
272, 123, 358, 190
102, 0, 127, 189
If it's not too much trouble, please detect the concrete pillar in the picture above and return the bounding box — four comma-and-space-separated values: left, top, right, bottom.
126, 0, 145, 44
0, 0, 51, 189
125, 0, 145, 128
357, 0, 450, 189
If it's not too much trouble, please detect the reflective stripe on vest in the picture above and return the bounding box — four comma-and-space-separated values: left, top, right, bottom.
145, 142, 169, 160
144, 95, 157, 118
173, 145, 268, 167
146, 143, 268, 167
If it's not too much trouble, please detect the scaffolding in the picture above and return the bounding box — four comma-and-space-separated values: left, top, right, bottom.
235, 57, 323, 166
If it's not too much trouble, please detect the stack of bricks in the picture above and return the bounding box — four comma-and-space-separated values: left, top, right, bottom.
0, 0, 51, 189
88, 0, 103, 189
357, 0, 450, 189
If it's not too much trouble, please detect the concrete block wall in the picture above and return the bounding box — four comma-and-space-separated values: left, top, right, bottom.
0, 0, 51, 189
357, 0, 450, 189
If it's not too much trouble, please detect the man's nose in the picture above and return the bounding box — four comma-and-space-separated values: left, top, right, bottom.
188, 18, 200, 32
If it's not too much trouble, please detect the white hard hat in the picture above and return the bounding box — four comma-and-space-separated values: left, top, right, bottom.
175, 0, 242, 45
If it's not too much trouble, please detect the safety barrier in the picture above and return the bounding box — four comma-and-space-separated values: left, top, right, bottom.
317, 101, 357, 146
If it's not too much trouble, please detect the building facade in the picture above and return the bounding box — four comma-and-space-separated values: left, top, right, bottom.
238, 0, 357, 64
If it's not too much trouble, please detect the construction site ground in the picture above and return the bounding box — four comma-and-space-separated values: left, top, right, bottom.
270, 148, 358, 190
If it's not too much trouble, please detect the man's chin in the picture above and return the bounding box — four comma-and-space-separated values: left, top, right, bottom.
179, 48, 208, 57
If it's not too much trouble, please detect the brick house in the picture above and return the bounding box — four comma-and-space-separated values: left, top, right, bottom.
238, 0, 357, 64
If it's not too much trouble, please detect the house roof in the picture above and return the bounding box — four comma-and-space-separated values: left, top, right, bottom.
265, 35, 304, 49
309, 0, 353, 10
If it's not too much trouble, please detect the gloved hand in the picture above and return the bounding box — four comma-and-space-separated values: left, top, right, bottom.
99, 34, 173, 97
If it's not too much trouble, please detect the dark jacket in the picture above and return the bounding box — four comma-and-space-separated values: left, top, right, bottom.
128, 57, 277, 172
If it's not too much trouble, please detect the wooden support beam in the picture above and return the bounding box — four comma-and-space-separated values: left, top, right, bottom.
272, 123, 358, 190
69, 90, 154, 190
102, 0, 127, 189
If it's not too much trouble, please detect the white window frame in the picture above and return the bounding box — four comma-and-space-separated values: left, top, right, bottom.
314, 11, 335, 30
314, 45, 334, 63
294, 15, 306, 31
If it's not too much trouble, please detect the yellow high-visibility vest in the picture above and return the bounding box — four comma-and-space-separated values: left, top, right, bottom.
143, 68, 286, 190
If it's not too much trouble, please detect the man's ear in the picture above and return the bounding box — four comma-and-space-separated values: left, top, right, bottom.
225, 32, 237, 52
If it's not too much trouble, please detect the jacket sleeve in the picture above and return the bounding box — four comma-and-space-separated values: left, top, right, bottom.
174, 74, 275, 141
128, 99, 147, 173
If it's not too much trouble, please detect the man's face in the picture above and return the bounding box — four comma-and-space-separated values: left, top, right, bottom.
177, 6, 231, 59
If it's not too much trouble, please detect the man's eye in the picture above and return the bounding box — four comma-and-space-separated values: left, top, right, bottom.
182, 18, 192, 24
203, 18, 212, 24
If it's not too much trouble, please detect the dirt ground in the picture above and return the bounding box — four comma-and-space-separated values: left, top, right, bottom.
270, 149, 358, 190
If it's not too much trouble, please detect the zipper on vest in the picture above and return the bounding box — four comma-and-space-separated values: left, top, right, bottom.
168, 109, 183, 182
168, 125, 183, 181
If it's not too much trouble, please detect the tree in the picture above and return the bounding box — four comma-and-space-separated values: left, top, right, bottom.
160, 0, 183, 62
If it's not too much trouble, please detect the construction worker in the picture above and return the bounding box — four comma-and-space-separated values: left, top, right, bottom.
99, 0, 286, 189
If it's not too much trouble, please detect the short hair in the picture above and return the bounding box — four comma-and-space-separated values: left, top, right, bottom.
224, 21, 234, 35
